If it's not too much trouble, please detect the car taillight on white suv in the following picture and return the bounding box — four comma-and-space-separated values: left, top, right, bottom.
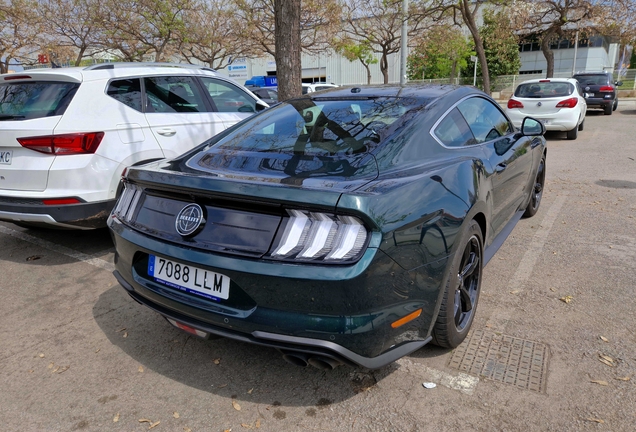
17, 132, 104, 154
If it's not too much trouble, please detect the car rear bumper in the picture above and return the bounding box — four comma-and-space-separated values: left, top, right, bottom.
508, 110, 581, 131
114, 270, 430, 369
584, 97, 614, 108
108, 217, 447, 369
0, 198, 115, 229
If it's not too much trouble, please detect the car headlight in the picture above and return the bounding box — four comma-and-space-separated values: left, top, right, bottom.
269, 209, 368, 262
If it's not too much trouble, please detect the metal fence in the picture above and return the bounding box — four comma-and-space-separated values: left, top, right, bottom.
413, 69, 636, 94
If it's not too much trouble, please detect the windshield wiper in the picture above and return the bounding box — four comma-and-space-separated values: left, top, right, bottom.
0, 114, 26, 120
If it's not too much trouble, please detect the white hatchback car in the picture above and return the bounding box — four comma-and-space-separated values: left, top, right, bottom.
505, 78, 586, 140
0, 63, 267, 229
301, 83, 339, 94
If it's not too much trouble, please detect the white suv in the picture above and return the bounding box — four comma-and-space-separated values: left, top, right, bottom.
0, 63, 267, 229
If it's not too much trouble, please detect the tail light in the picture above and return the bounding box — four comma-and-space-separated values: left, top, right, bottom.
507, 99, 524, 109
269, 209, 368, 262
112, 182, 143, 223
17, 132, 104, 154
556, 98, 578, 108
599, 85, 614, 92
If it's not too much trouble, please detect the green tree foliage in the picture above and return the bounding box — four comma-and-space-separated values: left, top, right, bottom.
479, 9, 521, 77
407, 26, 473, 80
334, 39, 378, 84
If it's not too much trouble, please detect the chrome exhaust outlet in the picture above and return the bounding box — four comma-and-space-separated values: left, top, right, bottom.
307, 356, 342, 370
281, 351, 310, 367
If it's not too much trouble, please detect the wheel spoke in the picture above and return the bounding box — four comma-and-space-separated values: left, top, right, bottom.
459, 285, 473, 312
460, 250, 479, 279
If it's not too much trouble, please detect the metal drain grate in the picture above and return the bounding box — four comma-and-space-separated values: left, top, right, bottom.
448, 330, 549, 392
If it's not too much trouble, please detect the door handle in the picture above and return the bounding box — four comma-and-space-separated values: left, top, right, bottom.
157, 128, 176, 137
495, 163, 507, 173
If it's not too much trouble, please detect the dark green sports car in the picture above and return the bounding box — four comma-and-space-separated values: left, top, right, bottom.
109, 84, 546, 370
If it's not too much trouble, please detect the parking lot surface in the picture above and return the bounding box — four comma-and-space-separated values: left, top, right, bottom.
1, 102, 635, 431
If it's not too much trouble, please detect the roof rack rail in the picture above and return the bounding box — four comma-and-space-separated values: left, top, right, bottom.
83, 62, 216, 73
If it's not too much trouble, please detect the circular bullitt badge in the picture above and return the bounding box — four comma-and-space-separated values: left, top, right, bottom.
175, 203, 205, 236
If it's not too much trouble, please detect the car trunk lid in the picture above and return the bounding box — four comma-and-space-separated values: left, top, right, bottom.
119, 151, 379, 257
0, 74, 80, 191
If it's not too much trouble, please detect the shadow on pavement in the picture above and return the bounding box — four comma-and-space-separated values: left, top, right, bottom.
92, 285, 435, 407
0, 224, 113, 266
596, 179, 636, 189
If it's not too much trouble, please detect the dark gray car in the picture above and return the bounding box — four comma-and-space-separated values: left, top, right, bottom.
572, 71, 622, 115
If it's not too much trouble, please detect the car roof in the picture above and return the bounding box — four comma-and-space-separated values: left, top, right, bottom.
2, 62, 222, 83
573, 71, 610, 75
302, 84, 477, 100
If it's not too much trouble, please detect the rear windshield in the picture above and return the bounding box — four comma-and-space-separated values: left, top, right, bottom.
572, 74, 610, 86
207, 97, 423, 156
514, 82, 574, 98
0, 81, 79, 120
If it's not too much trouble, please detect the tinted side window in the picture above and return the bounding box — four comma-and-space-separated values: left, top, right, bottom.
457, 97, 513, 143
200, 78, 257, 113
144, 76, 207, 113
107, 78, 142, 111
434, 108, 476, 147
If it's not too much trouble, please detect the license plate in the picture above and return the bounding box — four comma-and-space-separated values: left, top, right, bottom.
0, 150, 12, 165
148, 255, 230, 300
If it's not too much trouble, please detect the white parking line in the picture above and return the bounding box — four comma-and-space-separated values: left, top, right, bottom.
486, 193, 568, 331
0, 225, 115, 272
397, 358, 479, 395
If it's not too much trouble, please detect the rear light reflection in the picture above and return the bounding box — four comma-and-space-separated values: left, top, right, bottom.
556, 98, 579, 108
42, 198, 81, 205
507, 99, 524, 109
17, 132, 104, 154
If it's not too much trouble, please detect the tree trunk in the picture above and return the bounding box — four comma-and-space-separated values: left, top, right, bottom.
74, 47, 86, 67
274, 0, 302, 101
380, 52, 389, 84
540, 30, 556, 78
363, 63, 371, 85
459, 1, 490, 94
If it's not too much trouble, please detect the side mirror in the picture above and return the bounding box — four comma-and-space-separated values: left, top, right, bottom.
521, 117, 545, 136
616, 81, 623, 87
255, 101, 269, 112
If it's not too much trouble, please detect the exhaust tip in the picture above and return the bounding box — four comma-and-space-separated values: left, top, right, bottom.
308, 356, 342, 370
282, 353, 309, 367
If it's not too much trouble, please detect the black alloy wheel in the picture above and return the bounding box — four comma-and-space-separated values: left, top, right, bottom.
453, 235, 482, 332
432, 220, 483, 348
523, 155, 546, 218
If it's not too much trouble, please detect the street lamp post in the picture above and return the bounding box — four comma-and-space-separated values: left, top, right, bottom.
471, 55, 478, 87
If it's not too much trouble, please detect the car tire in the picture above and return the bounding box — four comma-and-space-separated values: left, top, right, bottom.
613, 99, 618, 111
566, 126, 578, 140
432, 219, 483, 348
604, 104, 613, 115
578, 119, 584, 131
523, 155, 546, 218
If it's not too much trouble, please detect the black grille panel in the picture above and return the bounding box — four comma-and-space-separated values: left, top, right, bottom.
131, 192, 282, 258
